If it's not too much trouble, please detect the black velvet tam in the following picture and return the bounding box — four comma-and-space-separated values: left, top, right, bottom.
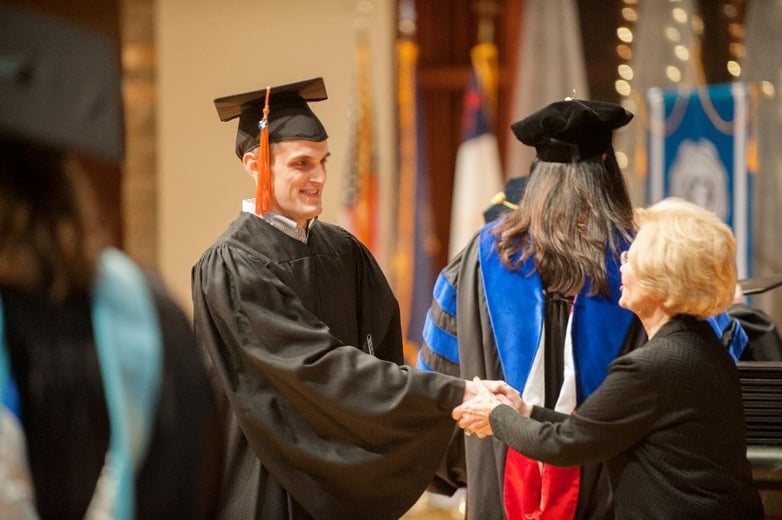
511, 99, 633, 163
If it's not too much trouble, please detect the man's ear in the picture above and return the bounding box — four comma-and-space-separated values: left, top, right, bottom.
242, 151, 258, 182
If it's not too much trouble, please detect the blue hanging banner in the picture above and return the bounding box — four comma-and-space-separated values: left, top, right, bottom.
646, 82, 754, 278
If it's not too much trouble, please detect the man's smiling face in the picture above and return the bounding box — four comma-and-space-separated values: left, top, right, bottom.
270, 139, 330, 228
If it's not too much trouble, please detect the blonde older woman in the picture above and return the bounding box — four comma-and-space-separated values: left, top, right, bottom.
454, 198, 764, 520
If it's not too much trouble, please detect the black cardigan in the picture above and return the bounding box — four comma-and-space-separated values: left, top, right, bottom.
491, 315, 764, 520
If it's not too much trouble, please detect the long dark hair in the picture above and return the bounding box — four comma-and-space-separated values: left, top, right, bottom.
493, 154, 634, 297
0, 137, 100, 302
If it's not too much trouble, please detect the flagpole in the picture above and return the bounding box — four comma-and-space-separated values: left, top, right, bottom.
393, 0, 420, 363
447, 0, 504, 258
473, 0, 500, 126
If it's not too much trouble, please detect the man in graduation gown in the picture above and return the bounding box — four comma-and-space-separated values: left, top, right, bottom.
192, 77, 472, 519
417, 99, 749, 520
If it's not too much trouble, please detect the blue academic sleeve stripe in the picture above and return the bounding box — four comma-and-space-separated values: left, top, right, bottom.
433, 272, 457, 318
706, 312, 729, 336
422, 312, 460, 364
416, 355, 431, 370
729, 321, 749, 361
706, 312, 748, 361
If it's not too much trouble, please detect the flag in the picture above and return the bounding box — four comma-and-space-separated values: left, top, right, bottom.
392, 0, 438, 363
448, 41, 504, 259
340, 5, 379, 254
505, 0, 588, 180
646, 82, 754, 278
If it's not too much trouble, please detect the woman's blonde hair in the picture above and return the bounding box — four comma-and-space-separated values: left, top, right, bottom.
629, 197, 736, 319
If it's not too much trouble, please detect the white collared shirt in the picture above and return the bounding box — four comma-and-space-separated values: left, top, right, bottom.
241, 198, 311, 243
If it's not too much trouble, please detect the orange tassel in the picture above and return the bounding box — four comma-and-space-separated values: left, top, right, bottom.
255, 86, 272, 215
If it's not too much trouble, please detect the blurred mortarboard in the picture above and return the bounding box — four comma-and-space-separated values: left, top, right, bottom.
739, 273, 782, 296
214, 77, 329, 159
483, 176, 528, 223
511, 99, 632, 163
0, 4, 124, 162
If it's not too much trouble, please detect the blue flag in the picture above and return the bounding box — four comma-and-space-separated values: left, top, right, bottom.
646, 82, 754, 278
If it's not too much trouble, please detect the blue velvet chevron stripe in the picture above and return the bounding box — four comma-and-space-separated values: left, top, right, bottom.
418, 274, 459, 369
432, 271, 458, 317
706, 311, 748, 361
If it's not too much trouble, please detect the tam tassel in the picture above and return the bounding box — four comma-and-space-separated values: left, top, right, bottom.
255, 86, 272, 215
489, 190, 519, 211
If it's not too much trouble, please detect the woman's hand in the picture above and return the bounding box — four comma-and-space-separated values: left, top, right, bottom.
488, 380, 528, 416
452, 378, 505, 438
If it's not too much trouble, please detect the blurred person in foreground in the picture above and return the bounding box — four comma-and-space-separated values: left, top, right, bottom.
192, 77, 482, 520
417, 99, 748, 519
455, 197, 764, 519
0, 5, 221, 518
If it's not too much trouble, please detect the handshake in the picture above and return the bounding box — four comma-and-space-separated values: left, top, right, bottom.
453, 377, 531, 438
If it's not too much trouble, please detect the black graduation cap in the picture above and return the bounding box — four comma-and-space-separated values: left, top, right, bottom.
739, 273, 782, 296
214, 77, 329, 159
483, 176, 529, 223
0, 4, 124, 161
511, 99, 632, 163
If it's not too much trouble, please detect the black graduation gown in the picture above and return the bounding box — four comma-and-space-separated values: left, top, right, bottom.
191, 212, 464, 520
489, 316, 765, 520
2, 275, 222, 519
730, 302, 782, 361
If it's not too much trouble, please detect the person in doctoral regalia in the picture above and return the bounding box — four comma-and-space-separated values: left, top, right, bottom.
417, 98, 749, 520
0, 4, 222, 518
192, 77, 478, 519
